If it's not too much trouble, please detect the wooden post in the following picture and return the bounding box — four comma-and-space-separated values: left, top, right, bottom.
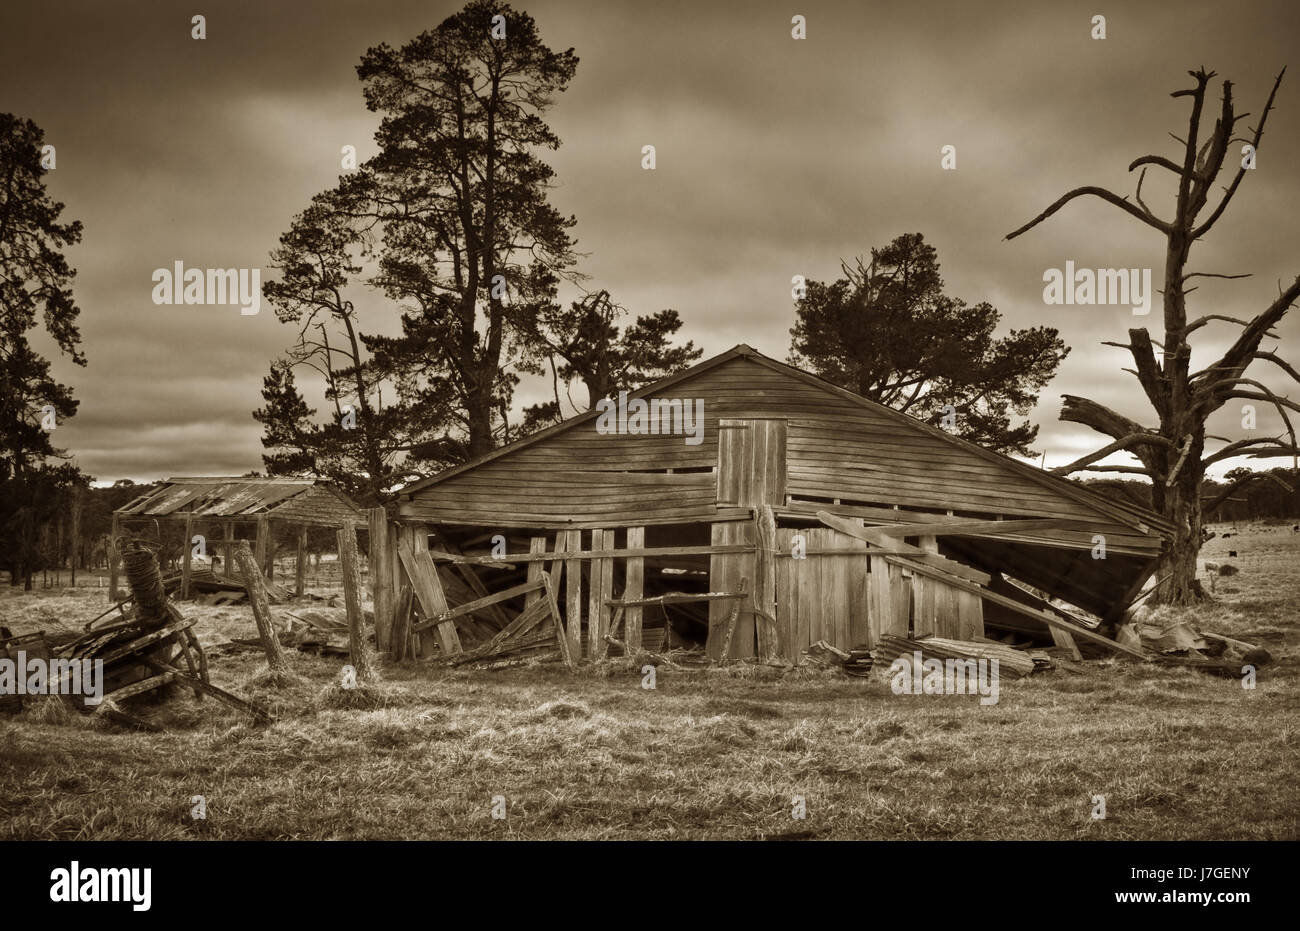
587, 529, 612, 659
912, 535, 939, 638
754, 507, 779, 660
389, 522, 403, 652
294, 525, 307, 597
396, 529, 463, 656
565, 530, 583, 660
544, 575, 575, 668
869, 554, 891, 642
221, 521, 235, 578
180, 513, 195, 600
624, 527, 645, 652
234, 541, 290, 673
337, 524, 373, 680
254, 515, 269, 580
525, 536, 546, 610
108, 513, 121, 602
405, 523, 439, 658
69, 487, 81, 586
391, 584, 414, 663
367, 507, 393, 656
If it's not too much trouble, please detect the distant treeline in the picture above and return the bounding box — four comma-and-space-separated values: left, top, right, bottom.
1081, 467, 1300, 523
1, 479, 343, 586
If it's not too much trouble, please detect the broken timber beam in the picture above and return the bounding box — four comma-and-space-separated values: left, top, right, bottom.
862, 517, 1094, 538
427, 543, 752, 566
816, 511, 1143, 658
410, 579, 545, 633
396, 533, 463, 655
816, 512, 990, 584
606, 591, 748, 608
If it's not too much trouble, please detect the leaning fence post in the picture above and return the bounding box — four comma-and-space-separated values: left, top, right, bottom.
235, 540, 290, 673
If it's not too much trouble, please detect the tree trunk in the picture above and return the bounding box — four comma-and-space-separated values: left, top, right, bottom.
466, 376, 495, 458
1152, 438, 1207, 605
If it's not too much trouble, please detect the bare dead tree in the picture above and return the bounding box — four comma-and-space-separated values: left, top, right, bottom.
1007, 67, 1300, 605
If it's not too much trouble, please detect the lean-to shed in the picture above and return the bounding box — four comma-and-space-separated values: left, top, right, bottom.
393, 346, 1172, 663
112, 476, 364, 600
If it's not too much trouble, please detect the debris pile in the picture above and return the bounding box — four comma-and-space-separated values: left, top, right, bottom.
162, 567, 294, 605
2, 538, 267, 729
1130, 618, 1270, 677
873, 635, 1046, 679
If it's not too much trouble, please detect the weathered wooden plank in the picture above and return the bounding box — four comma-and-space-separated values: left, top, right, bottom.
816, 511, 991, 585
234, 541, 290, 672
397, 504, 754, 530
367, 508, 393, 655
525, 536, 546, 611
564, 529, 583, 660
776, 501, 1160, 553
597, 530, 614, 656
427, 543, 752, 566
869, 554, 891, 644
898, 556, 1147, 658
410, 579, 544, 631
391, 584, 413, 662
607, 590, 748, 608
775, 530, 794, 661
396, 534, 463, 654
826, 532, 849, 649
391, 522, 408, 653
912, 535, 939, 639
707, 521, 756, 660
624, 527, 645, 652
799, 531, 822, 649
544, 575, 574, 669
865, 517, 1097, 539
254, 514, 269, 579
843, 526, 871, 648
447, 599, 554, 666
546, 532, 566, 594
588, 529, 608, 660
754, 506, 779, 660
957, 588, 984, 640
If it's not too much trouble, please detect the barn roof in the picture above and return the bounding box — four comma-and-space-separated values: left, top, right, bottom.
399, 344, 1172, 538
115, 476, 364, 527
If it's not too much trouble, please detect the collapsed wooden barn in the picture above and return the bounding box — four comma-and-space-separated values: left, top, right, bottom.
371, 345, 1172, 665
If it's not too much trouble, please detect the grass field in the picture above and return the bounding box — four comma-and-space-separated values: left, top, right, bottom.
2, 522, 1297, 840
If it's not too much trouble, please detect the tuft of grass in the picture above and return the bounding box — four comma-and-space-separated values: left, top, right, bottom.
316, 680, 413, 712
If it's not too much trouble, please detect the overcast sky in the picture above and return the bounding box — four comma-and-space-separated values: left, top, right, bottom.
3, 0, 1297, 483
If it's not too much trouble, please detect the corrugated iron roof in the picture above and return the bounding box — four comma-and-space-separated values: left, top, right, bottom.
115, 477, 364, 526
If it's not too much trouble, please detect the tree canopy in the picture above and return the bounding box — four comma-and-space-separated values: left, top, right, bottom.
789, 233, 1068, 456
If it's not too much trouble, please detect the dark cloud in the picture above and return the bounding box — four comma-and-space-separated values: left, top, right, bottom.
3, 0, 1296, 482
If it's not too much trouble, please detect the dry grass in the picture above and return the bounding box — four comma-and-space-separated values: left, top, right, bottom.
1, 523, 1297, 840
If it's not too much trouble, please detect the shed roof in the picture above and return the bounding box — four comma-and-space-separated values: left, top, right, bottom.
115, 477, 364, 527
399, 344, 1173, 538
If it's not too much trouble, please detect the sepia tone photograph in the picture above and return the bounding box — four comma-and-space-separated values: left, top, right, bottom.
0, 0, 1296, 908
